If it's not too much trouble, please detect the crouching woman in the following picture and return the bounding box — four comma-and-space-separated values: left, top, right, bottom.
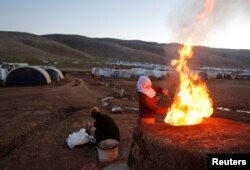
87, 107, 120, 144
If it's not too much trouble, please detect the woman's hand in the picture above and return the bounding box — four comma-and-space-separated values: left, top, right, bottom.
85, 122, 92, 134
90, 127, 96, 136
162, 89, 169, 96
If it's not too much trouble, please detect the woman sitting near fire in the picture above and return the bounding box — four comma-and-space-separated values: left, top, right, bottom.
136, 76, 169, 124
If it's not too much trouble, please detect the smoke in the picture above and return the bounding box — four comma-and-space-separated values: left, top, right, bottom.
166, 0, 250, 47
211, 0, 250, 29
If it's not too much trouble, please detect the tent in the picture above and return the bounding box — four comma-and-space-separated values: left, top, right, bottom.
198, 72, 208, 81
0, 67, 7, 81
5, 66, 51, 86
44, 67, 64, 81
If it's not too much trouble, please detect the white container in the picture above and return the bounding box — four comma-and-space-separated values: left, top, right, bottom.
97, 139, 119, 162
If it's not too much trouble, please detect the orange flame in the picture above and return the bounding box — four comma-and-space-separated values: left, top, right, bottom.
196, 0, 215, 26
164, 39, 213, 126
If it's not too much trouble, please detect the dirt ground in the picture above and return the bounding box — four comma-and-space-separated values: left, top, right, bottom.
0, 71, 250, 170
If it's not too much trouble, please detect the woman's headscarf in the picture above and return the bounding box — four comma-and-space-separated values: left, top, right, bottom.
137, 76, 156, 98
90, 106, 102, 119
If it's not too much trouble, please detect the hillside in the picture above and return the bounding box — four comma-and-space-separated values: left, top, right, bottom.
43, 34, 250, 68
0, 31, 250, 68
42, 34, 167, 64
0, 32, 93, 67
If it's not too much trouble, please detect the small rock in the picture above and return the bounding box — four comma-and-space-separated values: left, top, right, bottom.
111, 106, 123, 113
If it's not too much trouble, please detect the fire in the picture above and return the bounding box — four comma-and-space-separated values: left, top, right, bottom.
164, 39, 213, 126
196, 0, 215, 26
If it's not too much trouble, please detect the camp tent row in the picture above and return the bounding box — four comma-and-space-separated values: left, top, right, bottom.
91, 67, 173, 79
91, 67, 250, 80
3, 66, 64, 86
91, 67, 212, 79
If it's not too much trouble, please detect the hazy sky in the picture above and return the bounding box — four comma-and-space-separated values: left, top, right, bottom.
0, 0, 250, 49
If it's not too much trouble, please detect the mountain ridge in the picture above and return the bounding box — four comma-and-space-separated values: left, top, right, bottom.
0, 31, 249, 68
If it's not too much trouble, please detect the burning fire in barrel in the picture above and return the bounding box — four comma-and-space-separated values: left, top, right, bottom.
128, 0, 250, 169
164, 0, 215, 126
165, 40, 213, 126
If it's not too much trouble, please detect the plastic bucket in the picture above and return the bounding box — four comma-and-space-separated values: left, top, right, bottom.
97, 139, 119, 162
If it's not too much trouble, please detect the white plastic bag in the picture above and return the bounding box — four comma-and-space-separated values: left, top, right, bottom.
66, 128, 89, 148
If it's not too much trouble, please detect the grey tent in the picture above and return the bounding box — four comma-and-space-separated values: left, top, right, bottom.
5, 66, 51, 86
198, 72, 208, 81
43, 66, 64, 81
